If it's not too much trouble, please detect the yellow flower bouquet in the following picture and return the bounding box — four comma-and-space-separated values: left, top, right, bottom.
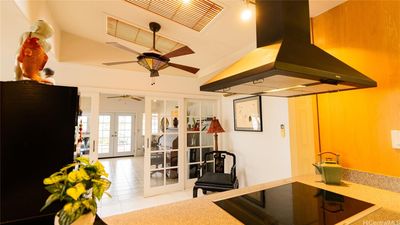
41, 157, 111, 225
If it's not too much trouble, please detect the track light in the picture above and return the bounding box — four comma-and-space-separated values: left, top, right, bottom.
241, 0, 252, 21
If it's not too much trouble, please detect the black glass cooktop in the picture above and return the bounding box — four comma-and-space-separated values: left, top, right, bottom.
214, 182, 374, 225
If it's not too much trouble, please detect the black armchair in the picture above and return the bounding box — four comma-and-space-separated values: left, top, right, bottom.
193, 151, 239, 198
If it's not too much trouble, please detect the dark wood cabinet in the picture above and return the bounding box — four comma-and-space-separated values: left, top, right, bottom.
0, 81, 78, 224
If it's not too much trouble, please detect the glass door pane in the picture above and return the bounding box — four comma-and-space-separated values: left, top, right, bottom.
145, 98, 183, 196
165, 100, 179, 186
185, 100, 217, 182
98, 115, 112, 157
150, 100, 165, 188
117, 115, 132, 152
114, 114, 135, 156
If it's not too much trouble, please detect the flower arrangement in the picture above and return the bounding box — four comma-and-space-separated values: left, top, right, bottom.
41, 157, 111, 225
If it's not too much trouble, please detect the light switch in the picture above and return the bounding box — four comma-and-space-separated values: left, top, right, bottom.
391, 130, 400, 149
280, 124, 286, 138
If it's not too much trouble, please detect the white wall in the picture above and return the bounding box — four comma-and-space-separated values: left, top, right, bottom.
0, 0, 29, 81
221, 96, 292, 187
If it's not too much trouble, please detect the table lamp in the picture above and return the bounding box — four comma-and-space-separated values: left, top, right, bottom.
207, 117, 225, 151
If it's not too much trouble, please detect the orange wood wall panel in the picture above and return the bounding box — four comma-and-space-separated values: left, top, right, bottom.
312, 0, 400, 176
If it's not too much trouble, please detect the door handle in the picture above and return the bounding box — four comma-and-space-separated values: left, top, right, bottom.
147, 138, 149, 149
92, 140, 96, 152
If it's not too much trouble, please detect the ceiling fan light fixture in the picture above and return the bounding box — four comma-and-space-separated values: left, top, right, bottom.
150, 70, 159, 77
150, 70, 159, 85
137, 53, 169, 71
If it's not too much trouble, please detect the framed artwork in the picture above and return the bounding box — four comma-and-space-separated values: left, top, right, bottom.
233, 96, 262, 132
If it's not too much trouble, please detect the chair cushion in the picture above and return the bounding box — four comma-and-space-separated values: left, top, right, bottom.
196, 172, 233, 186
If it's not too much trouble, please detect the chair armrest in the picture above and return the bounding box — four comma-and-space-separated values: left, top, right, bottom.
230, 164, 237, 182
197, 162, 207, 178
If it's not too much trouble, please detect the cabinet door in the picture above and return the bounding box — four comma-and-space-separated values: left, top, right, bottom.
0, 81, 77, 223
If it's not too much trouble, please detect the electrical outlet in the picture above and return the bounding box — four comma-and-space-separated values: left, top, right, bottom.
391, 130, 400, 149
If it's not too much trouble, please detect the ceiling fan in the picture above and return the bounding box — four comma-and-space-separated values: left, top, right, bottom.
107, 95, 144, 101
103, 22, 200, 85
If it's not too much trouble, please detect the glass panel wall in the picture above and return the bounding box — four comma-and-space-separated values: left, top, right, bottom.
186, 100, 217, 179
150, 100, 180, 187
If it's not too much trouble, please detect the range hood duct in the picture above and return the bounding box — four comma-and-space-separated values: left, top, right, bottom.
200, 0, 377, 97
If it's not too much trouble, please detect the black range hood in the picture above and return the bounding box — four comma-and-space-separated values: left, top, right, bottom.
200, 0, 377, 97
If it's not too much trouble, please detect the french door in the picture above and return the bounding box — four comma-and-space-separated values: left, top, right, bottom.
98, 113, 135, 158
144, 97, 184, 196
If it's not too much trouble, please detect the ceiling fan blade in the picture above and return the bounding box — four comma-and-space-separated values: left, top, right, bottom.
102, 60, 138, 66
162, 46, 194, 59
106, 42, 142, 55
169, 63, 199, 74
130, 96, 143, 101
107, 96, 126, 98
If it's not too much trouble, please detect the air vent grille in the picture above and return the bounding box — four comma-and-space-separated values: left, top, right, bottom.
107, 17, 185, 54
124, 0, 223, 32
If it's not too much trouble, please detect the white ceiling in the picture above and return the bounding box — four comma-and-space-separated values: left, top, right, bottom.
47, 0, 346, 78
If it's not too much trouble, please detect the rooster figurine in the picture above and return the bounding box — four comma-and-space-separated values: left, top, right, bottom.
15, 20, 54, 83
17, 33, 49, 83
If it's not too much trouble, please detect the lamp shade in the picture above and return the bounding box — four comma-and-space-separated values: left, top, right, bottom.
137, 53, 169, 71
207, 117, 225, 133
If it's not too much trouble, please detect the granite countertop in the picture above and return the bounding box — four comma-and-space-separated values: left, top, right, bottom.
104, 175, 400, 225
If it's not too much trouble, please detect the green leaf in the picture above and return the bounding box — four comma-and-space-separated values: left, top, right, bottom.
60, 162, 77, 172
44, 184, 60, 193
59, 210, 71, 225
93, 161, 108, 177
40, 193, 60, 211
76, 156, 89, 165
66, 183, 86, 200
78, 167, 90, 180
43, 175, 66, 185
67, 170, 80, 183
49, 171, 63, 177
92, 178, 111, 200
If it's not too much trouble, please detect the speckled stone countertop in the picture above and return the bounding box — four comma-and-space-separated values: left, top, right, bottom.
104, 175, 400, 225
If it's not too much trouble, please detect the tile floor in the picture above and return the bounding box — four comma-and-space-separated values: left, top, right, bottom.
98, 157, 198, 217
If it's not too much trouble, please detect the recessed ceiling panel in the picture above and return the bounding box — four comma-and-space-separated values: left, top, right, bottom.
107, 17, 185, 53
124, 0, 223, 32
115, 21, 139, 42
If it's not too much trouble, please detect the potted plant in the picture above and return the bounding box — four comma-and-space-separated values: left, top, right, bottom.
41, 157, 111, 225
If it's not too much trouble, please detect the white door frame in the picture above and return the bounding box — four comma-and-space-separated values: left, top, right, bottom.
97, 113, 113, 158
143, 96, 184, 197
79, 91, 100, 163
98, 113, 136, 158
114, 112, 136, 157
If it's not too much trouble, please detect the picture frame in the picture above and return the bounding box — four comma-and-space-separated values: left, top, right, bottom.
233, 96, 263, 132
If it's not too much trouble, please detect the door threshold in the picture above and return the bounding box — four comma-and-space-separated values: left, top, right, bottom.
99, 155, 135, 159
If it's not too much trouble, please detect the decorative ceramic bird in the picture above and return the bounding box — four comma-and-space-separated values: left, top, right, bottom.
15, 20, 54, 83
17, 33, 49, 83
